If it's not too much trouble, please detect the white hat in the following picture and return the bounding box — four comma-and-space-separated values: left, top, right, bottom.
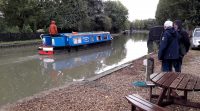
164, 20, 173, 28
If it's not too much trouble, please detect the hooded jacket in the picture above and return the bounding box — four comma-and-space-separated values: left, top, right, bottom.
158, 27, 179, 60
174, 20, 190, 56
49, 21, 58, 35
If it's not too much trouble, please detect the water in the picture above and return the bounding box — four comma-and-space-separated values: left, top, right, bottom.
0, 33, 148, 106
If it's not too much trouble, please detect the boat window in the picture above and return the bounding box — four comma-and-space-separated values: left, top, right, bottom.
103, 35, 108, 40
90, 37, 94, 42
97, 36, 101, 41
73, 37, 82, 44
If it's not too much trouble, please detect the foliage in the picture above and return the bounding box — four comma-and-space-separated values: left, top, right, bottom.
56, 0, 88, 31
156, 0, 200, 29
86, 0, 104, 17
91, 15, 112, 31
104, 1, 128, 33
0, 0, 39, 31
131, 19, 158, 30
0, 18, 20, 33
0, 0, 129, 33
5, 26, 20, 33
86, 0, 112, 31
0, 18, 6, 33
79, 17, 92, 32
21, 24, 33, 33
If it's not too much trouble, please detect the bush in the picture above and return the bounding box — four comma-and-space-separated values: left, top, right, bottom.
21, 24, 33, 33
0, 18, 7, 33
5, 26, 20, 33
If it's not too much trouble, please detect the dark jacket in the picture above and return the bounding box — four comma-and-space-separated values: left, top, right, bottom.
174, 20, 190, 55
158, 27, 179, 60
177, 29, 191, 57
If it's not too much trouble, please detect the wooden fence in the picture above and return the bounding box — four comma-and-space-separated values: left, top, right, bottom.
0, 33, 43, 42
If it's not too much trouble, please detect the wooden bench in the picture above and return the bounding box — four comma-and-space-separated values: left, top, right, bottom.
125, 94, 168, 111
146, 81, 157, 102
150, 72, 200, 108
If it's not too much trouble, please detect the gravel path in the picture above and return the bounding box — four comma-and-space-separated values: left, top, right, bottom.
1, 50, 200, 111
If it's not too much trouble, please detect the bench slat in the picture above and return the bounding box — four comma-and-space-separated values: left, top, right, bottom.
162, 73, 178, 87
170, 74, 185, 89
157, 72, 172, 85
186, 76, 198, 90
152, 72, 165, 83
177, 74, 191, 90
126, 96, 154, 111
126, 94, 167, 111
194, 78, 200, 91
150, 73, 161, 80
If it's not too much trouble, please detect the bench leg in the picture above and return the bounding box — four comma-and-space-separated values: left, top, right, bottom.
184, 91, 187, 100
149, 86, 153, 102
167, 88, 172, 100
131, 105, 136, 111
156, 88, 167, 106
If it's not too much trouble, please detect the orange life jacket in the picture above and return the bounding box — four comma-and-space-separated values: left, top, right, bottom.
49, 21, 58, 35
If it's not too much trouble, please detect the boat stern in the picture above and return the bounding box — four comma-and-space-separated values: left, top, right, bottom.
38, 46, 54, 55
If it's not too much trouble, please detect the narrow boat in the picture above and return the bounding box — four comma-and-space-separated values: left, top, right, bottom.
38, 32, 112, 55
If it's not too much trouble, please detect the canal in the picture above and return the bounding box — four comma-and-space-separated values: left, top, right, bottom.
0, 33, 148, 106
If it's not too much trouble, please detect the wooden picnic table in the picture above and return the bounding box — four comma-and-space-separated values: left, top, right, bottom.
150, 72, 200, 108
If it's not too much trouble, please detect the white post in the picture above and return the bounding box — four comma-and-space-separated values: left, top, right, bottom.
145, 56, 154, 81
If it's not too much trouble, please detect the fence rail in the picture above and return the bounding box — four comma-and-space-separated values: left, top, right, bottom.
0, 33, 43, 42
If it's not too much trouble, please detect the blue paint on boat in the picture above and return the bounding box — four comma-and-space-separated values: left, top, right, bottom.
39, 32, 112, 55
41, 32, 112, 47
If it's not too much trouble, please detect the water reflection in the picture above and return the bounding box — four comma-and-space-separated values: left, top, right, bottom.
40, 45, 112, 82
0, 33, 147, 106
95, 33, 148, 74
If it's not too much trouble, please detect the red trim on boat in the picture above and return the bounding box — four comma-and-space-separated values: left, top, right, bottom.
38, 50, 54, 55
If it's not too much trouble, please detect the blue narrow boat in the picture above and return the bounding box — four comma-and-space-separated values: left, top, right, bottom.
38, 32, 113, 55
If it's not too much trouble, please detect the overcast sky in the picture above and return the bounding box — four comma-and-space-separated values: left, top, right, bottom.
106, 0, 159, 21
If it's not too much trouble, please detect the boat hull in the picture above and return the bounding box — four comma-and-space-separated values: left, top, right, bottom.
39, 32, 112, 55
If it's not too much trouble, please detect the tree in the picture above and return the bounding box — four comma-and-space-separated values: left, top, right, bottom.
0, 0, 40, 32
104, 1, 128, 33
33, 0, 62, 31
130, 19, 157, 30
156, 0, 200, 29
85, 0, 112, 31
87, 0, 104, 17
0, 0, 130, 33
0, 18, 6, 32
92, 15, 112, 31
55, 0, 88, 31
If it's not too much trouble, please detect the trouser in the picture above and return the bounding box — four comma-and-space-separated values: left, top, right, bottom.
161, 59, 182, 72
50, 34, 60, 37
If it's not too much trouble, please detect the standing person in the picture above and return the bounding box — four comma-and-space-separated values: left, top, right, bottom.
173, 20, 191, 72
49, 20, 58, 36
158, 20, 180, 72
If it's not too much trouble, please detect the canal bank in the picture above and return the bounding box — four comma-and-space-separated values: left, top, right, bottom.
2, 50, 200, 111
